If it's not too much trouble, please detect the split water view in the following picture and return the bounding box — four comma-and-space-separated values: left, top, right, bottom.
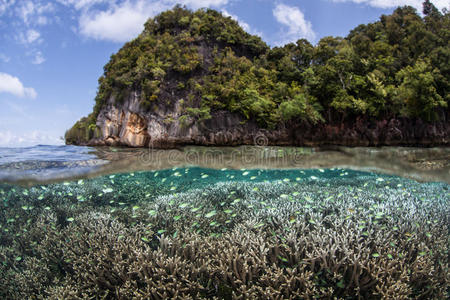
0, 0, 449, 299
0, 146, 448, 298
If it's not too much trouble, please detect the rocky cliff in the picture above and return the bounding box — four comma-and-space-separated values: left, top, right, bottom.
86, 91, 449, 148
66, 6, 450, 148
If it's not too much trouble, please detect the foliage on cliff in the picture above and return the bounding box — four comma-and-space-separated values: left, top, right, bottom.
64, 113, 98, 145
66, 2, 449, 144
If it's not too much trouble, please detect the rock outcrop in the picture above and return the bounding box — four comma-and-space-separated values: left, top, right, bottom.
86, 91, 449, 148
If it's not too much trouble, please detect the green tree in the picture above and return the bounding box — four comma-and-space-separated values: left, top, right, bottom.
423, 0, 439, 16
277, 84, 323, 124
395, 59, 447, 121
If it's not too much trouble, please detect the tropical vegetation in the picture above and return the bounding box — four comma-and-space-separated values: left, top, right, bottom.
66, 1, 449, 144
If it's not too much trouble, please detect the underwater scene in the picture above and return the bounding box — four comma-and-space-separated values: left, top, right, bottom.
0, 146, 449, 299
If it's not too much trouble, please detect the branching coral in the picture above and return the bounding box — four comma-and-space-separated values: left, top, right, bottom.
0, 168, 448, 299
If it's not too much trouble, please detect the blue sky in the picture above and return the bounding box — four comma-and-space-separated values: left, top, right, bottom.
0, 0, 448, 147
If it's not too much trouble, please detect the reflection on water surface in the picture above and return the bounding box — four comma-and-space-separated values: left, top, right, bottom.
0, 146, 449, 185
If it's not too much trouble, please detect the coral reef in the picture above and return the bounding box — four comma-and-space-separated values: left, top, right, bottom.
0, 168, 448, 299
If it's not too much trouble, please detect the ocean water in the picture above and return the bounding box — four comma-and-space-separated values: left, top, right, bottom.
0, 146, 448, 299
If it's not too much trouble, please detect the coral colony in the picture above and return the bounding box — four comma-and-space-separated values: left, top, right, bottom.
0, 168, 448, 298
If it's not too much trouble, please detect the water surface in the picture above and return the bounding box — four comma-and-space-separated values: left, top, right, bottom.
1, 145, 449, 185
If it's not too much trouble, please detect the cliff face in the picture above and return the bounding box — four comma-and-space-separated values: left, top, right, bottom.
91, 91, 263, 148
87, 91, 449, 148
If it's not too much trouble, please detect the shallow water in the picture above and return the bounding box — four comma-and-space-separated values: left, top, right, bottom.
1, 145, 449, 185
0, 146, 448, 298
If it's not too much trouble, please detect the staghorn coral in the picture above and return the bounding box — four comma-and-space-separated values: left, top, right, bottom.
0, 168, 448, 299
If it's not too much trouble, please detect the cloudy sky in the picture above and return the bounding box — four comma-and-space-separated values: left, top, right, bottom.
0, 0, 448, 147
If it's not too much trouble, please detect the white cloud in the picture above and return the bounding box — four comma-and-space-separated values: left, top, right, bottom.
178, 0, 229, 9
222, 10, 250, 32
0, 72, 37, 99
32, 51, 45, 64
330, 0, 449, 11
27, 29, 40, 43
0, 131, 21, 147
60, 0, 230, 11
0, 0, 15, 16
17, 29, 42, 45
37, 15, 49, 25
79, 1, 171, 42
62, 0, 231, 42
273, 3, 316, 45
17, 0, 34, 24
0, 130, 62, 147
16, 0, 54, 25
56, 0, 108, 10
3, 1, 55, 66
222, 9, 264, 37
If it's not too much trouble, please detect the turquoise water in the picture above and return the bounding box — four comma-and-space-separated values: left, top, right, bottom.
0, 145, 106, 183
0, 147, 449, 298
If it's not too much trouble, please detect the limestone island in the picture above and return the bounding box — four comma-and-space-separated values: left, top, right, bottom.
66, 5, 449, 148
